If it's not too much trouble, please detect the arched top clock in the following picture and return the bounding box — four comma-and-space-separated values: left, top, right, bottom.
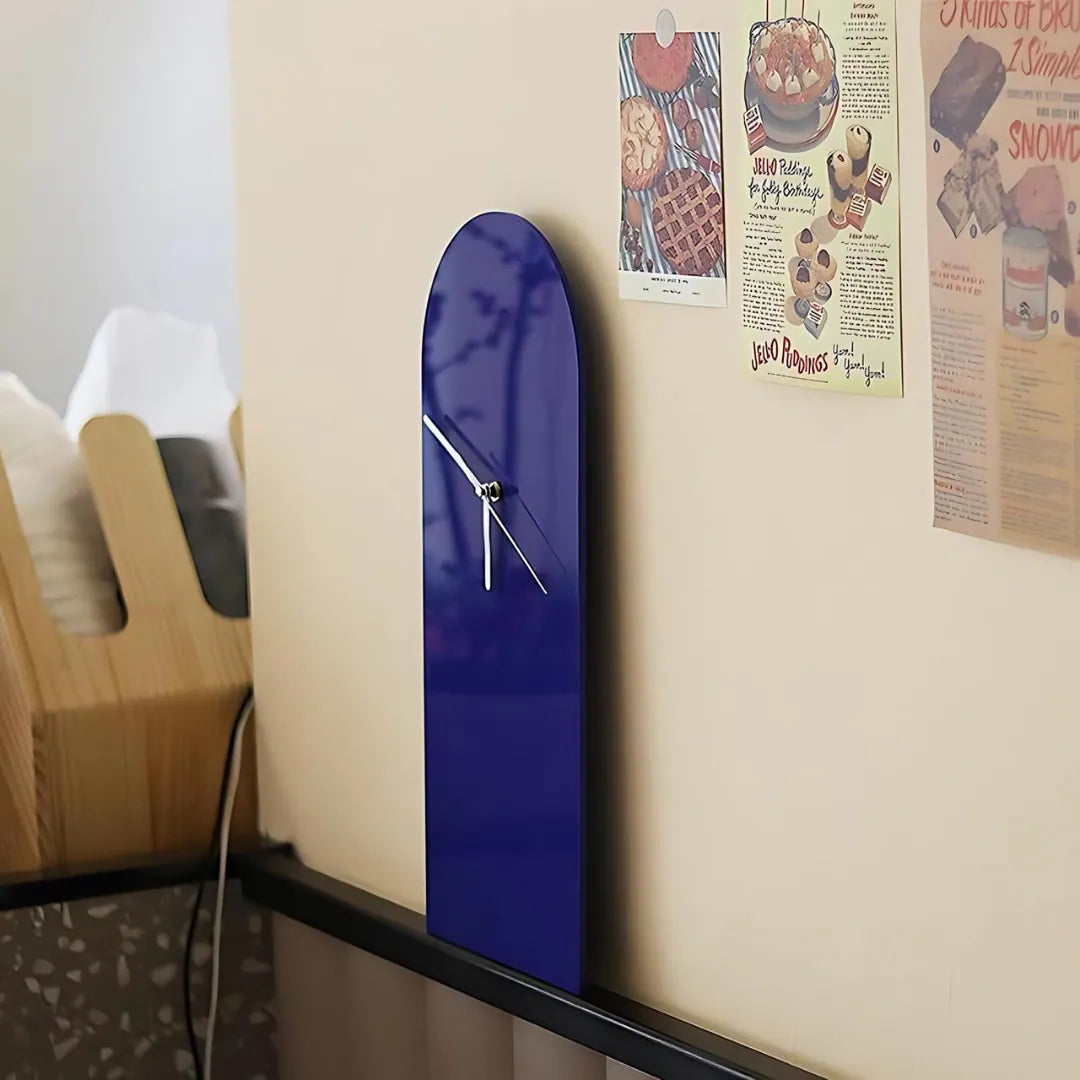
421, 212, 584, 994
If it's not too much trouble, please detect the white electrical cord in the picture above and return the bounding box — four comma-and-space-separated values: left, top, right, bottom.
202, 693, 253, 1080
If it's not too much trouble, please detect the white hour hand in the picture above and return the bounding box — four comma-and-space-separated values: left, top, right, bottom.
482, 496, 492, 591
422, 414, 483, 495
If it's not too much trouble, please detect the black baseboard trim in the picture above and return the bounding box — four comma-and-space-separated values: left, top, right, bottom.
236, 849, 825, 1080
0, 842, 292, 912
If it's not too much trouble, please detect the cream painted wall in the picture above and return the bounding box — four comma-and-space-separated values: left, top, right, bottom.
229, 2, 1080, 1078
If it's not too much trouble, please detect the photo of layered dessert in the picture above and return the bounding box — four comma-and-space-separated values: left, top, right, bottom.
743, 1, 839, 153
619, 30, 726, 297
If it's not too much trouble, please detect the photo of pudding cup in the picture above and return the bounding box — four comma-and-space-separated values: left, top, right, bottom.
827, 150, 852, 227
828, 189, 850, 228
827, 149, 852, 189
812, 248, 837, 283
791, 260, 815, 298
846, 125, 872, 189
795, 227, 818, 260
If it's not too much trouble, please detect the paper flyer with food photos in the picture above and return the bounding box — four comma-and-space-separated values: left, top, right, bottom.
922, 2, 1080, 556
619, 30, 728, 307
731, 0, 903, 395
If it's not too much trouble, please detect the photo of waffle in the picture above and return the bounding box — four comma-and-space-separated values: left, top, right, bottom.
619, 30, 726, 302
743, 0, 839, 153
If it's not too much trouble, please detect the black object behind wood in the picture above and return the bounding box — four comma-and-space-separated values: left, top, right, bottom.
157, 437, 249, 618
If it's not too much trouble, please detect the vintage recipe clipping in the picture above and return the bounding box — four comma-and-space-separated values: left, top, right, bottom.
732, 0, 903, 395
923, 0, 1080, 555
619, 30, 728, 307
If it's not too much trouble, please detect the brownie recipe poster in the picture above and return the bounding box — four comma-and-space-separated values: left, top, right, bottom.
923, 0, 1080, 555
732, 0, 903, 396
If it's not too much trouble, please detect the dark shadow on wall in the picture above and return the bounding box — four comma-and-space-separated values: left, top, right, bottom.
530, 216, 631, 996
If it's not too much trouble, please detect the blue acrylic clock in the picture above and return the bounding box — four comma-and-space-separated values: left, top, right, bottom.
421, 212, 584, 994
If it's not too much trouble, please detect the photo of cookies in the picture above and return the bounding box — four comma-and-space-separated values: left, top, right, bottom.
619, 30, 727, 307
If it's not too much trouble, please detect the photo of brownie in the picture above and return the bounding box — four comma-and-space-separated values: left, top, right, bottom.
929, 36, 1006, 149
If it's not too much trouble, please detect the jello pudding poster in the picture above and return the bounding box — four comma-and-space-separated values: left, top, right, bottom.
923, 0, 1080, 556
619, 31, 727, 307
731, 0, 903, 395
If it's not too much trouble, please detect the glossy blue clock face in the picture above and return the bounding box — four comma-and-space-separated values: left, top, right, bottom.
421, 212, 583, 993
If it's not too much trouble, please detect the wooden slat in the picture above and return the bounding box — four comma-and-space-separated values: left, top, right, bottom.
79, 415, 205, 617
36, 702, 153, 867
0, 444, 118, 715
0, 412, 257, 873
230, 405, 245, 476
145, 691, 257, 854
0, 610, 39, 871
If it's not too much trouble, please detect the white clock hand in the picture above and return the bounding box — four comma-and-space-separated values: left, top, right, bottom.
422, 414, 482, 495
488, 504, 548, 596
482, 496, 492, 591
423, 413, 542, 595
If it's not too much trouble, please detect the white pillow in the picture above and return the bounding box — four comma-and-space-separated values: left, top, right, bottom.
0, 374, 124, 635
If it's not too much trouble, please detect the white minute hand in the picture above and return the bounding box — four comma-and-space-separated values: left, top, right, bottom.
423, 413, 545, 597
422, 414, 483, 495
488, 503, 547, 596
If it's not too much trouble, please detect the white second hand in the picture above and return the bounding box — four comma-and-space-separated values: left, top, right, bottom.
489, 504, 547, 596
